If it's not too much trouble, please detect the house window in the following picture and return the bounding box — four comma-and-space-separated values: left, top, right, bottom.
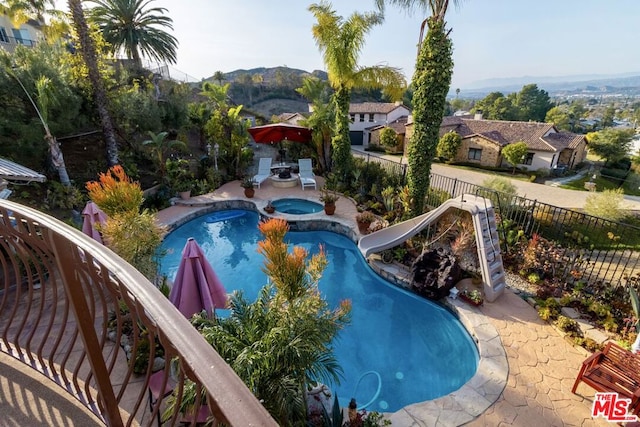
368, 114, 374, 122
358, 114, 364, 122
0, 27, 8, 43
349, 114, 355, 123
522, 153, 534, 165
468, 148, 482, 161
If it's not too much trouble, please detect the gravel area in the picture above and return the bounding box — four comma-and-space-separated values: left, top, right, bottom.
504, 270, 540, 297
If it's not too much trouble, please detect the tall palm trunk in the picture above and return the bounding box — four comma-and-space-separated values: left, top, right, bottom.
45, 133, 71, 185
407, 17, 453, 215
331, 85, 353, 183
11, 70, 71, 186
67, 0, 119, 166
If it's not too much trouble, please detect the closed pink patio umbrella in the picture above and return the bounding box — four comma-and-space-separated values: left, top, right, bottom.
169, 238, 229, 319
82, 201, 108, 244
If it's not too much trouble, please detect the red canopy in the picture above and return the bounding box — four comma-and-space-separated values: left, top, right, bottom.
248, 123, 312, 144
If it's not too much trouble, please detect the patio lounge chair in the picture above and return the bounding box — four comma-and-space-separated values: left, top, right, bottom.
252, 158, 272, 188
572, 341, 640, 416
298, 158, 316, 190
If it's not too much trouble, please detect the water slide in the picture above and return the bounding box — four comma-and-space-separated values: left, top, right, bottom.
358, 194, 506, 302
359, 195, 482, 258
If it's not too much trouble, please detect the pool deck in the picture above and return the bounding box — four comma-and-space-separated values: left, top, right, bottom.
155, 180, 626, 427
3, 182, 636, 426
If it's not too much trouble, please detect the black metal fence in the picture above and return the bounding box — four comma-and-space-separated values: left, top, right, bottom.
355, 151, 640, 288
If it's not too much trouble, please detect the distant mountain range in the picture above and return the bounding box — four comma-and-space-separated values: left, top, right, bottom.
210, 67, 640, 101
459, 72, 640, 98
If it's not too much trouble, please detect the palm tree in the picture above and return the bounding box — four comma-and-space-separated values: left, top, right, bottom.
88, 0, 178, 68
142, 130, 186, 178
4, 64, 70, 185
377, 0, 460, 215
68, 0, 119, 166
297, 76, 334, 173
212, 70, 225, 85
309, 1, 406, 182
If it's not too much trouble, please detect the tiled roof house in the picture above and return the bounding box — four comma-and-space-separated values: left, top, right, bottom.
407, 114, 588, 171
348, 102, 411, 146
275, 112, 306, 125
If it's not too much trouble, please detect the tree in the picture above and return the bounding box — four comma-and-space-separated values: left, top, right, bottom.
513, 84, 552, 122
545, 106, 571, 131
586, 128, 635, 165
601, 105, 616, 128
501, 141, 528, 174
436, 130, 461, 162
309, 1, 406, 182
212, 70, 225, 85
380, 126, 398, 150
88, 0, 178, 68
297, 76, 334, 173
377, 0, 458, 215
142, 130, 187, 178
68, 0, 119, 166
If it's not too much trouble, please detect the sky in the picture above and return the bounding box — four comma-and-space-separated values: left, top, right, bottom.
55, 0, 640, 92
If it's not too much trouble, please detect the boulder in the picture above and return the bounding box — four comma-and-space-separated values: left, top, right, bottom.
411, 248, 461, 300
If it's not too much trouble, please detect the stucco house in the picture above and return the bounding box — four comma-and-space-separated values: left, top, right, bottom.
348, 102, 411, 146
0, 15, 42, 53
366, 117, 408, 153
406, 114, 588, 172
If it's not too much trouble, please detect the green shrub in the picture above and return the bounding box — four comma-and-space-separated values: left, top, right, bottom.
479, 177, 517, 208
584, 188, 626, 222
554, 315, 580, 334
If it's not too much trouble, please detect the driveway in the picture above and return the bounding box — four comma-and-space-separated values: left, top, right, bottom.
352, 148, 640, 211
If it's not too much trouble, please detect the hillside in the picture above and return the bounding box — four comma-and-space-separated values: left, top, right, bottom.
205, 66, 386, 118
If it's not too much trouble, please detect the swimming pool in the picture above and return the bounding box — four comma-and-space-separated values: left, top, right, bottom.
159, 210, 479, 412
271, 198, 323, 214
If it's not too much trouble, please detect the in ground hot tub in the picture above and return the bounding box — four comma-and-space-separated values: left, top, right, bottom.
271, 198, 323, 214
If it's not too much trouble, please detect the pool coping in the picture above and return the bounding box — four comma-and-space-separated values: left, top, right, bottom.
157, 199, 507, 426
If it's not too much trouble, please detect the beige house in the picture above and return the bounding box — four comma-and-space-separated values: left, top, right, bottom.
348, 102, 411, 146
406, 114, 588, 172
0, 15, 42, 53
366, 116, 408, 153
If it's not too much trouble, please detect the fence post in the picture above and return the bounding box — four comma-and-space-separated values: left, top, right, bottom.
452, 178, 458, 197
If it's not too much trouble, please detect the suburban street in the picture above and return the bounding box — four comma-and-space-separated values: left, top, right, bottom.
352, 148, 640, 212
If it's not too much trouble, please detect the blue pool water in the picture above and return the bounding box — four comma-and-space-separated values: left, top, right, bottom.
272, 198, 323, 214
159, 210, 478, 412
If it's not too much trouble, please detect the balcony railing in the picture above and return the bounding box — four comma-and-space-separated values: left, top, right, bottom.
0, 200, 276, 426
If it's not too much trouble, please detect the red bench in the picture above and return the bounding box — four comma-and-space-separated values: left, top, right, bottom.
572, 342, 640, 416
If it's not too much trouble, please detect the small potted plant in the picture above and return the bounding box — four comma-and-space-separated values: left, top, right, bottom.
460, 288, 483, 306
264, 200, 275, 214
166, 158, 194, 199
240, 176, 255, 198
355, 210, 376, 234
319, 188, 339, 215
